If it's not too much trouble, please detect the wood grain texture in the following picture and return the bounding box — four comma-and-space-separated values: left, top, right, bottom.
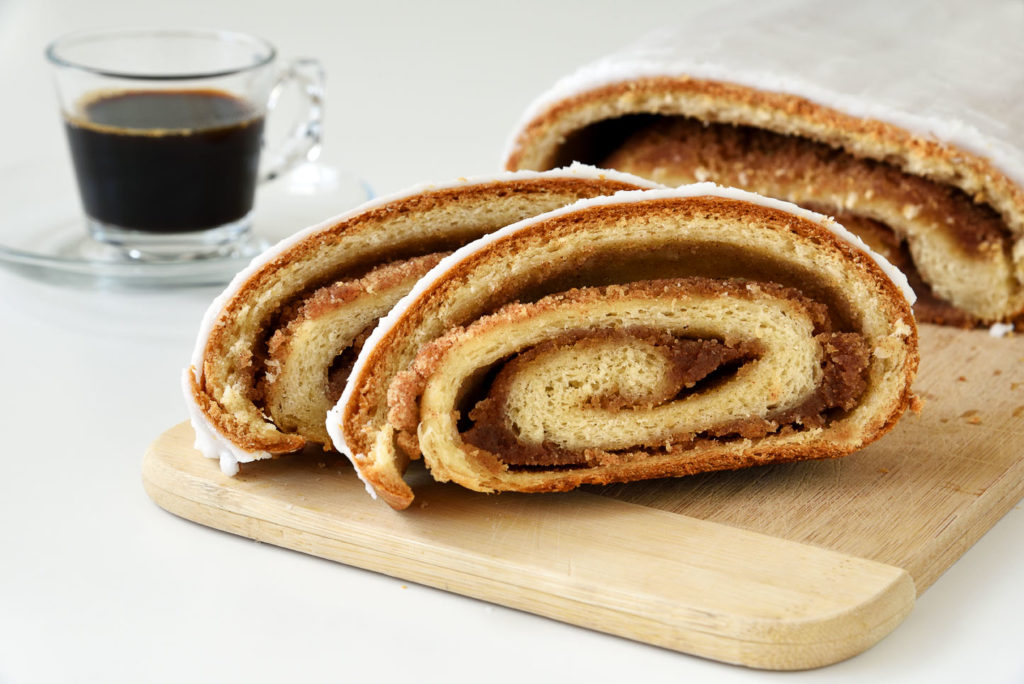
600, 325, 1024, 592
142, 325, 1023, 669
144, 422, 912, 670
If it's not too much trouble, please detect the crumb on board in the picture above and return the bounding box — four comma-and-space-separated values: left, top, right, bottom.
878, 468, 890, 474
957, 375, 967, 382
988, 322, 1014, 338
1013, 406, 1024, 418
967, 416, 982, 425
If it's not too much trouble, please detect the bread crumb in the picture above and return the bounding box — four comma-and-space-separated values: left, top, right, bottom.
967, 416, 982, 425
988, 322, 1014, 338
878, 468, 890, 474
1013, 406, 1024, 418
957, 375, 967, 382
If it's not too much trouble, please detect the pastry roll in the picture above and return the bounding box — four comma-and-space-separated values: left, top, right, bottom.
503, 3, 1024, 326
184, 166, 656, 475
329, 185, 919, 509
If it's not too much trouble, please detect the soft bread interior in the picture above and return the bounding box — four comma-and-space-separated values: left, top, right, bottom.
413, 283, 837, 490
262, 253, 446, 446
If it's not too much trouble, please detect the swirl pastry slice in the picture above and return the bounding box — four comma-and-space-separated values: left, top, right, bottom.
184, 166, 657, 475
330, 185, 919, 509
503, 4, 1024, 326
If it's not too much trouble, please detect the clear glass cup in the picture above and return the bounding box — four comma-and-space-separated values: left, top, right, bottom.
46, 28, 324, 262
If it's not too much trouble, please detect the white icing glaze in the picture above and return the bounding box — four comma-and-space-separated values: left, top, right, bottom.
186, 163, 659, 475
504, 0, 1024, 188
331, 183, 916, 497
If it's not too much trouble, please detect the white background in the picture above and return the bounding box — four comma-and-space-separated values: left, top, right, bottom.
1, 0, 1022, 682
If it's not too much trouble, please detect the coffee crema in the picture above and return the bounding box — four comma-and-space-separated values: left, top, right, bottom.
64, 89, 264, 233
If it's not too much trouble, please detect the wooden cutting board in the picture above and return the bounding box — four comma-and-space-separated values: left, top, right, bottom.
142, 325, 1024, 671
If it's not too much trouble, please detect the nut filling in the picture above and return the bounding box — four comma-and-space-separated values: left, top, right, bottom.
388, 277, 876, 476
593, 116, 1021, 325
461, 327, 869, 469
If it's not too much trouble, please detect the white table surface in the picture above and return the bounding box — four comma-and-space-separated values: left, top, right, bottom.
1, 1, 1022, 682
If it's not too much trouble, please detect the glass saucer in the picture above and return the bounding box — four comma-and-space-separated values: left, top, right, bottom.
0, 157, 373, 288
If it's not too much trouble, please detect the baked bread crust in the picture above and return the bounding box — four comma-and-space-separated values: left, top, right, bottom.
332, 187, 919, 509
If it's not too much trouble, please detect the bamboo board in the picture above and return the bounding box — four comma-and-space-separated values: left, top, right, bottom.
142, 325, 1024, 670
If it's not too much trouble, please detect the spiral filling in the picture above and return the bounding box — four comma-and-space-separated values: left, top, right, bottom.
394, 277, 873, 474
258, 252, 448, 446
460, 328, 868, 468
568, 115, 1019, 324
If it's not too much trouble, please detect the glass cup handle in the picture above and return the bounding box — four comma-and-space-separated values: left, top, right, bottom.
259, 58, 325, 182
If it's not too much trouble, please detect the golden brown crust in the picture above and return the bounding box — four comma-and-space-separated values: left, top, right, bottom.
505, 77, 1024, 239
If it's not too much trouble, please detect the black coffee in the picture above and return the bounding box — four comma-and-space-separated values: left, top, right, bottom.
64, 89, 264, 233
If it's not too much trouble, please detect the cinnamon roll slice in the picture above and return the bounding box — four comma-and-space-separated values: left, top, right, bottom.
184, 166, 656, 475
329, 186, 919, 509
503, 7, 1024, 326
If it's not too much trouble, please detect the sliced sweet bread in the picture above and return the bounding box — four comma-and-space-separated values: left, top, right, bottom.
503, 7, 1024, 326
184, 166, 657, 475
329, 185, 919, 509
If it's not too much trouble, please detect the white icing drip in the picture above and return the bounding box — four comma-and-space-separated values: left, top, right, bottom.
333, 183, 916, 496
186, 163, 659, 474
181, 368, 271, 475
504, 0, 1024, 188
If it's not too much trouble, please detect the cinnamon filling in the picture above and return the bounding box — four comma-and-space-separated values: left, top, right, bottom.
460, 328, 869, 468
326, 325, 375, 403
572, 115, 1014, 325
599, 116, 1009, 255
823, 209, 979, 327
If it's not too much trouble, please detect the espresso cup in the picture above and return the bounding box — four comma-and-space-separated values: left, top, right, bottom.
47, 28, 323, 261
